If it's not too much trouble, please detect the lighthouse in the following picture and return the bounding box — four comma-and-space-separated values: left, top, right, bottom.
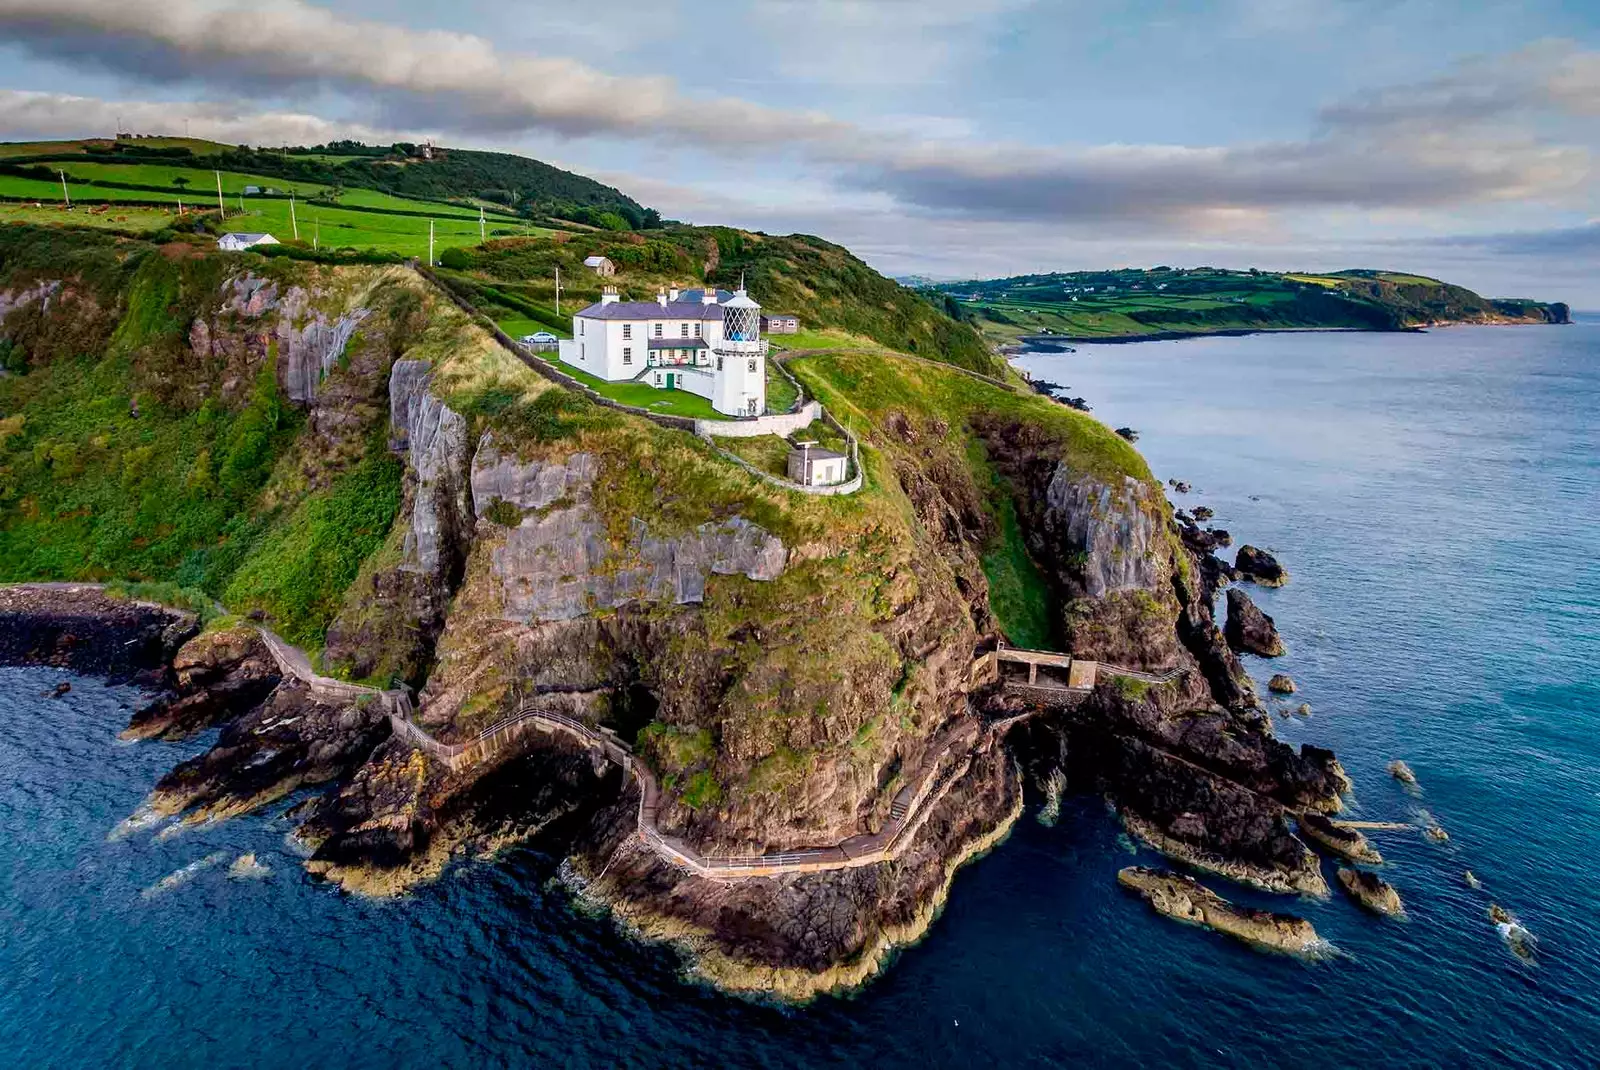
713, 288, 767, 417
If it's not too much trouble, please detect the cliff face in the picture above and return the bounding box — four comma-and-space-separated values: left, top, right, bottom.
3, 234, 1353, 1001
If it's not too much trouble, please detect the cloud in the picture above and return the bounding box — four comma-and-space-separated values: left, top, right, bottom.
1419, 220, 1600, 257
1319, 39, 1600, 134
0, 0, 1593, 232
0, 88, 414, 147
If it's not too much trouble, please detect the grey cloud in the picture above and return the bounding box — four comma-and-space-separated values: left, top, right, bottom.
1419, 221, 1600, 257
0, 0, 1593, 232
1318, 39, 1600, 134
0, 89, 410, 146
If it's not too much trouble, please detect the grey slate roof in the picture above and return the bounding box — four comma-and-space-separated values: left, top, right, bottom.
647, 337, 708, 349
575, 300, 725, 320
675, 288, 737, 304
794, 446, 846, 460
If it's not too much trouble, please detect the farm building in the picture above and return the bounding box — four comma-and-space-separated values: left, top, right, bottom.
787, 442, 848, 487
558, 285, 768, 417
761, 313, 799, 334
216, 233, 279, 251
583, 255, 616, 277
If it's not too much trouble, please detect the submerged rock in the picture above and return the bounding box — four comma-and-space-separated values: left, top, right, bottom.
1235, 545, 1288, 586
1296, 703, 1312, 717
1465, 870, 1483, 890
227, 853, 272, 879
1337, 867, 1404, 916
1225, 587, 1285, 657
1267, 673, 1296, 694
1388, 760, 1418, 786
1117, 866, 1324, 954
1299, 813, 1383, 864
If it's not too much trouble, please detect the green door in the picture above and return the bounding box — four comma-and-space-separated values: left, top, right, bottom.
665, 373, 676, 390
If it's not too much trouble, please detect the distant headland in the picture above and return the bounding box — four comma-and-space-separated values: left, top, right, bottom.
921, 267, 1570, 346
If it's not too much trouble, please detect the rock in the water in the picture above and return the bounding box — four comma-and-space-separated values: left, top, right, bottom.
1424, 824, 1449, 843
1117, 866, 1323, 954
1296, 702, 1312, 717
1299, 813, 1383, 864
1267, 673, 1296, 694
1191, 505, 1213, 521
1168, 479, 1192, 494
1337, 867, 1404, 916
227, 853, 271, 879
1464, 870, 1483, 890
1115, 426, 1139, 442
1235, 545, 1288, 586
1225, 587, 1285, 657
46, 681, 71, 698
1388, 760, 1418, 786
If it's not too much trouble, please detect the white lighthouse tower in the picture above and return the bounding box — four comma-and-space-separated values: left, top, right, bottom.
713, 287, 767, 417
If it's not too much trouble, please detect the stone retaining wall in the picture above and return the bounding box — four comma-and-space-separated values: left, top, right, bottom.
695, 401, 822, 438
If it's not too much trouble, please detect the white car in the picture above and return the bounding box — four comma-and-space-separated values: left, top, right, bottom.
520, 331, 559, 345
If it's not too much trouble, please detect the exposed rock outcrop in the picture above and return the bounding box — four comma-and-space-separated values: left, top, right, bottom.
218, 274, 370, 403
1268, 673, 1296, 694
470, 436, 786, 622
1236, 544, 1288, 586
1299, 812, 1383, 864
1337, 867, 1404, 916
1118, 866, 1324, 953
1226, 587, 1285, 657
0, 584, 196, 686
123, 626, 282, 741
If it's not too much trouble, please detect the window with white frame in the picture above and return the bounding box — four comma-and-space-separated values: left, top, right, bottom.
622, 323, 632, 339
623, 347, 632, 364
693, 322, 701, 338
653, 322, 662, 337
680, 323, 689, 337
579, 319, 585, 335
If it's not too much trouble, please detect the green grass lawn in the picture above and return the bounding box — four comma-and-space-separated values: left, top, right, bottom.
557, 360, 728, 420
220, 201, 505, 257
722, 434, 792, 476
495, 315, 569, 341
981, 497, 1055, 649
765, 360, 799, 414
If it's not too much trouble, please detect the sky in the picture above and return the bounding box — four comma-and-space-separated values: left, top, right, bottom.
0, 0, 1597, 303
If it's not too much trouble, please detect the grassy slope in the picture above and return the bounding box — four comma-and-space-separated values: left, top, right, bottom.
0, 228, 461, 646
440, 227, 1003, 378
786, 339, 1151, 648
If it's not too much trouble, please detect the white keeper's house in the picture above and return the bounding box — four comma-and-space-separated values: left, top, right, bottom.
558, 285, 768, 417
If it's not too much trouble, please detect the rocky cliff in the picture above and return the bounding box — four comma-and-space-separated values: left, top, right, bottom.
1, 234, 1352, 1001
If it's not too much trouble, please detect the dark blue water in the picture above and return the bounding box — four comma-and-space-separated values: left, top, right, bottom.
4, 320, 1598, 1068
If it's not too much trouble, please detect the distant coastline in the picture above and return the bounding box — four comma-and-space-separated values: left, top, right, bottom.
1012, 317, 1571, 350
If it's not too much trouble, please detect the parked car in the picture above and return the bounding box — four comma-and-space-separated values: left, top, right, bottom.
520, 331, 559, 345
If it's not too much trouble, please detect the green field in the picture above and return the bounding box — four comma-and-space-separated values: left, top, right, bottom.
557, 360, 728, 420
0, 203, 176, 232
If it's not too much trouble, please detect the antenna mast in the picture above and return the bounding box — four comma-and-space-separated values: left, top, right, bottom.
215, 170, 225, 219
554, 265, 561, 315
290, 193, 299, 240
58, 170, 70, 208
428, 220, 435, 266
479, 205, 485, 243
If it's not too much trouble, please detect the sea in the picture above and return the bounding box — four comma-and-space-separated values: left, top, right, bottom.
2, 317, 1597, 1068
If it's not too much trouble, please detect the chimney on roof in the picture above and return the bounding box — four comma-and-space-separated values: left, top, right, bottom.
702, 288, 718, 305
600, 286, 620, 305
668, 286, 680, 302
657, 291, 668, 308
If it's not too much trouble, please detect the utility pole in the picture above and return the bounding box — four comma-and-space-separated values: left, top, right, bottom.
479, 205, 485, 243
215, 170, 225, 219
314, 216, 320, 251
290, 193, 299, 240
554, 265, 561, 315
58, 170, 70, 208
428, 220, 434, 266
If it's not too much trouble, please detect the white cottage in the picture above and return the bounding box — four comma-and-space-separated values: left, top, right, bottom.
217, 232, 279, 251
558, 285, 768, 417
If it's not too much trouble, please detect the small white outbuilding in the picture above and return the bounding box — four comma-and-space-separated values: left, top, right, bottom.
217, 233, 280, 252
